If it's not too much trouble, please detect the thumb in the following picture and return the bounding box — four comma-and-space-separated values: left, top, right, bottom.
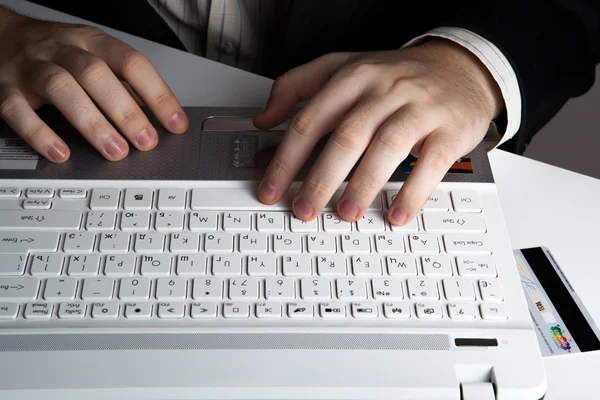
253, 52, 352, 130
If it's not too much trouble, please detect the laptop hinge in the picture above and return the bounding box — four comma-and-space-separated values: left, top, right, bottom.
461, 382, 495, 400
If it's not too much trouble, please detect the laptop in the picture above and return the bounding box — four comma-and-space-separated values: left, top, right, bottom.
0, 106, 546, 400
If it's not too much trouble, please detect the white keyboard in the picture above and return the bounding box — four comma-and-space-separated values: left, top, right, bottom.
0, 184, 510, 324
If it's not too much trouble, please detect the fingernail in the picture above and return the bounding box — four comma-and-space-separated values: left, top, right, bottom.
259, 182, 277, 202
391, 208, 408, 225
48, 143, 68, 161
136, 128, 156, 148
104, 136, 126, 157
168, 112, 186, 131
339, 200, 359, 220
294, 198, 315, 219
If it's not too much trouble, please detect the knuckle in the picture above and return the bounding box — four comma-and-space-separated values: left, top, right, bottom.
77, 56, 108, 84
152, 91, 176, 108
21, 123, 47, 144
118, 108, 139, 127
343, 59, 377, 77
41, 69, 73, 95
303, 179, 330, 200
331, 128, 361, 151
426, 145, 456, 171
0, 92, 20, 118
268, 157, 292, 176
288, 113, 313, 139
118, 48, 147, 75
376, 128, 405, 154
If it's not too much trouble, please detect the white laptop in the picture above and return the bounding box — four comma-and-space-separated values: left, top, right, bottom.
0, 107, 546, 400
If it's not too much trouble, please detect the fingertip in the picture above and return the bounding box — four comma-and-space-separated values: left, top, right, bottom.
258, 181, 278, 205
47, 142, 70, 163
167, 111, 188, 133
388, 207, 408, 226
292, 197, 316, 221
338, 199, 361, 222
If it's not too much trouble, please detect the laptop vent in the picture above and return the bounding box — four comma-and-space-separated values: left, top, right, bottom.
0, 333, 451, 352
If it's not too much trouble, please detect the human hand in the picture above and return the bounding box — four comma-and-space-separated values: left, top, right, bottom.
254, 38, 502, 225
0, 6, 188, 162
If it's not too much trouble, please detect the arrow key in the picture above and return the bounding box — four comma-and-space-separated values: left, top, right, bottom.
158, 302, 185, 319
191, 302, 217, 319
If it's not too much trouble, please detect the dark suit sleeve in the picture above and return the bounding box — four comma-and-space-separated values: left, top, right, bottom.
441, 1, 600, 154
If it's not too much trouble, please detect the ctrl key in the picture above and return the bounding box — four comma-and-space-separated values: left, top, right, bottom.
0, 303, 19, 319
24, 302, 53, 319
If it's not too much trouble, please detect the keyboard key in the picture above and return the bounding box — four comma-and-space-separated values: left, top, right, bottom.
479, 279, 504, 302
443, 279, 476, 301
134, 232, 165, 253
176, 254, 207, 276
456, 256, 497, 278
256, 212, 285, 232
158, 302, 185, 319
81, 278, 114, 300
92, 302, 120, 319
125, 302, 153, 319
59, 188, 86, 199
212, 255, 242, 276
229, 277, 259, 300
336, 278, 367, 299
204, 233, 234, 253
300, 278, 331, 300
119, 277, 151, 300
0, 211, 81, 230
447, 303, 475, 320
356, 212, 385, 232
0, 187, 20, 198
383, 302, 411, 319
317, 255, 346, 276
26, 188, 54, 198
90, 189, 120, 210
158, 188, 186, 210
351, 301, 378, 319
140, 255, 172, 276
223, 302, 250, 318
409, 233, 440, 254
451, 191, 481, 212
389, 216, 419, 232
191, 302, 218, 319
223, 211, 251, 232
374, 234, 405, 254
24, 302, 53, 319
23, 199, 51, 210
323, 213, 352, 232
99, 232, 130, 253
124, 189, 153, 210
256, 302, 282, 318
341, 233, 371, 254
0, 278, 40, 301
372, 278, 403, 300
422, 191, 449, 212
282, 255, 312, 277
43, 278, 78, 300
480, 303, 508, 320
422, 213, 486, 233
86, 211, 116, 231
63, 232, 95, 253
352, 255, 382, 276
421, 255, 453, 277
407, 279, 439, 300
415, 302, 443, 319
155, 211, 184, 231
0, 303, 19, 319
239, 232, 268, 253
30, 254, 64, 277
290, 215, 319, 233
156, 278, 187, 300
306, 234, 336, 254
320, 302, 346, 318
247, 255, 277, 276
386, 255, 417, 276
58, 302, 86, 319
170, 233, 200, 253
288, 302, 313, 318
273, 234, 302, 254
265, 278, 295, 300
444, 234, 492, 255
192, 278, 223, 300
120, 211, 150, 231
103, 254, 136, 276
67, 254, 100, 277
189, 211, 218, 231
0, 254, 27, 276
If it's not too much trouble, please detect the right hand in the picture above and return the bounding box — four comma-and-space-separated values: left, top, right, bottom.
0, 6, 188, 162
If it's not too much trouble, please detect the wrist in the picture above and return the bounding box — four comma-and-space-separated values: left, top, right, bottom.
422, 37, 504, 120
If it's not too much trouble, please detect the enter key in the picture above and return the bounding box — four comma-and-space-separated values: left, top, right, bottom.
422, 213, 486, 233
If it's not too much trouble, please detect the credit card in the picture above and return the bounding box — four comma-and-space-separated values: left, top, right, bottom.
515, 247, 600, 357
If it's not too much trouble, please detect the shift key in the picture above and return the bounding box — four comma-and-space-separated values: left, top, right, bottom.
0, 232, 60, 253
0, 211, 81, 230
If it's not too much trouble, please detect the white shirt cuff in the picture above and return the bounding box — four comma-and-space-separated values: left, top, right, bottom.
403, 27, 521, 148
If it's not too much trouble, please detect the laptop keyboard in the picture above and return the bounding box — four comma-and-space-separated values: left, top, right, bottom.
0, 186, 508, 323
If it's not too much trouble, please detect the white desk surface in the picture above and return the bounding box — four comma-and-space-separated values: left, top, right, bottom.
4, 1, 600, 398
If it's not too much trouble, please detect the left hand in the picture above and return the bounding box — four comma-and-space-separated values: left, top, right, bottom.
253, 38, 503, 225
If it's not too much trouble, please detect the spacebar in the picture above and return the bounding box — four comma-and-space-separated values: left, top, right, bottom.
0, 211, 82, 230
191, 189, 383, 210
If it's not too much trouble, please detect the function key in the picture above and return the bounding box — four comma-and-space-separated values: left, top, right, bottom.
26, 188, 54, 198
59, 188, 87, 199
90, 188, 120, 210
124, 188, 153, 210
0, 187, 20, 198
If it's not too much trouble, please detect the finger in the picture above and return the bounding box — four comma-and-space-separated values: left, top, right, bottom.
23, 61, 129, 160
388, 132, 467, 225
292, 95, 405, 221
54, 46, 158, 151
0, 85, 70, 162
121, 81, 146, 106
257, 66, 370, 207
90, 36, 188, 133
253, 52, 352, 130
337, 105, 441, 221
